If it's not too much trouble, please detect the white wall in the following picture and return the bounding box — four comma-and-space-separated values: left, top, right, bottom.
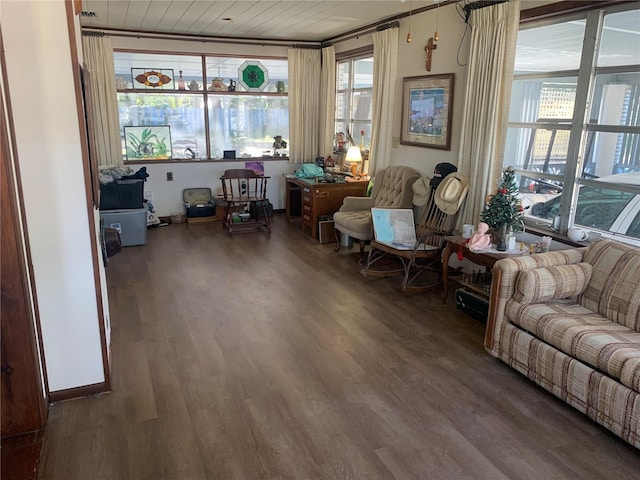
336, 4, 470, 179
2, 1, 106, 392
139, 159, 297, 216
0, 13, 48, 401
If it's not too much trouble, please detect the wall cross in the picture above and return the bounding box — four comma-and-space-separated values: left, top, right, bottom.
424, 37, 437, 71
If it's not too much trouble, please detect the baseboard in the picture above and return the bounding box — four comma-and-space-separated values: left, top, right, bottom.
49, 382, 110, 403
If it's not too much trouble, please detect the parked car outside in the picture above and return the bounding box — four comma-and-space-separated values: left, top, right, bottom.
527, 172, 640, 241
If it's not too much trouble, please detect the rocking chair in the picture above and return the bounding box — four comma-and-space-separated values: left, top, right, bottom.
363, 173, 469, 291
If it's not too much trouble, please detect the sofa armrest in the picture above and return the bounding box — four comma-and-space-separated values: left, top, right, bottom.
485, 249, 586, 353
338, 196, 375, 212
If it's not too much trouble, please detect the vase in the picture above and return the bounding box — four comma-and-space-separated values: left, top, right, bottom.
496, 224, 508, 252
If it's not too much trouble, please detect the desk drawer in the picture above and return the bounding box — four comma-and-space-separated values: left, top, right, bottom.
302, 213, 313, 226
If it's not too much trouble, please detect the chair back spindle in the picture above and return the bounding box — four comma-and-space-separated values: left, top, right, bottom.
219, 169, 271, 235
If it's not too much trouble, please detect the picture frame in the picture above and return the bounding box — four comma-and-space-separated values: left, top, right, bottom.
400, 73, 454, 150
79, 65, 100, 207
244, 161, 265, 176
124, 125, 172, 161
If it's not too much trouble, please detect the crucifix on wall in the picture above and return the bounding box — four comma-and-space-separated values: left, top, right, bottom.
424, 37, 437, 71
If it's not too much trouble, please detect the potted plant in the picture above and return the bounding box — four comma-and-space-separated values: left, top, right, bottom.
479, 166, 524, 251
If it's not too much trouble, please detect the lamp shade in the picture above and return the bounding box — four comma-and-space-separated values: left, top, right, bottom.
345, 146, 362, 163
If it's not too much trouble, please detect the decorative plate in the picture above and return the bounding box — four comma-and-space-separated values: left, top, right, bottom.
238, 61, 269, 92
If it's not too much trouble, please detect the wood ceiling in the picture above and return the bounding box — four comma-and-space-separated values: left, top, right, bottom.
79, 0, 442, 43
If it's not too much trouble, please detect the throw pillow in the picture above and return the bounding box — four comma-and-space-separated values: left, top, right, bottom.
514, 262, 592, 304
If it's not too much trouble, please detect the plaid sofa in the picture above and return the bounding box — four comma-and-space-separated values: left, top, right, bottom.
485, 239, 640, 448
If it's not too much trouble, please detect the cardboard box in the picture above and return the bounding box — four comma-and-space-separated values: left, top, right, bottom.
319, 220, 336, 244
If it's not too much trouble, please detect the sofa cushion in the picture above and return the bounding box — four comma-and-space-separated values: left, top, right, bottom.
581, 240, 640, 331
514, 263, 592, 304
505, 299, 640, 393
333, 210, 373, 238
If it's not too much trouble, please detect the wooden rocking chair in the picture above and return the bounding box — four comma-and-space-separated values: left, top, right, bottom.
363, 174, 468, 292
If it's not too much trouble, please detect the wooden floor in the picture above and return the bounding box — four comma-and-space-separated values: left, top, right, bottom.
38, 215, 640, 479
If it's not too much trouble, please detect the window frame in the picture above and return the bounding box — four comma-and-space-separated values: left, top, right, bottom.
335, 47, 373, 152
113, 49, 289, 164
507, 4, 640, 243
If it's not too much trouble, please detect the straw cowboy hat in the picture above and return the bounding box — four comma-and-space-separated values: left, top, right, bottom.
412, 177, 431, 206
435, 173, 470, 215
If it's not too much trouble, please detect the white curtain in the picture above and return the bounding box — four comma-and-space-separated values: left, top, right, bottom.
369, 27, 399, 175
319, 46, 336, 159
288, 48, 321, 163
457, 0, 520, 226
81, 34, 122, 167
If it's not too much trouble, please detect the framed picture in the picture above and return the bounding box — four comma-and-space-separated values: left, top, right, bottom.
400, 73, 454, 150
244, 161, 265, 176
124, 126, 172, 161
79, 65, 100, 207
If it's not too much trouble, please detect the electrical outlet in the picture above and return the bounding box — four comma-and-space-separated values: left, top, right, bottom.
392, 136, 400, 148
144, 191, 153, 203
166, 172, 173, 181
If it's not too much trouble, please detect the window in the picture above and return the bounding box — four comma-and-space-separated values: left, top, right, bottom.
335, 53, 373, 151
505, 5, 640, 243
113, 51, 288, 162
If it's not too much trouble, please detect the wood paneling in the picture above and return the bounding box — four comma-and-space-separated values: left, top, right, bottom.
1, 39, 48, 436
79, 0, 452, 42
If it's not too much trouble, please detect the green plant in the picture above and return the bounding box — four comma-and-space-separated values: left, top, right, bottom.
480, 166, 524, 232
125, 127, 169, 159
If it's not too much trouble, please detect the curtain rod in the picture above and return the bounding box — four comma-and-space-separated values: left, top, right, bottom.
82, 30, 105, 37
322, 21, 400, 47
463, 0, 508, 22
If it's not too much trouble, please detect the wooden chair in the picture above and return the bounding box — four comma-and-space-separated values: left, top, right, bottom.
363, 178, 467, 292
220, 169, 271, 236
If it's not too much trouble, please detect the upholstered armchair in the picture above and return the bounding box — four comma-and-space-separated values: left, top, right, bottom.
333, 166, 420, 260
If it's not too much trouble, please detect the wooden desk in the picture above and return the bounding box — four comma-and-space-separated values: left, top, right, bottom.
442, 235, 528, 302
285, 177, 369, 240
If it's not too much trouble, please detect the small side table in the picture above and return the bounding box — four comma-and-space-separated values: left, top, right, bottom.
442, 235, 528, 302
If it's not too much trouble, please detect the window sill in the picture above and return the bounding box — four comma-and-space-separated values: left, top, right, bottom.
124, 157, 290, 165
523, 224, 586, 248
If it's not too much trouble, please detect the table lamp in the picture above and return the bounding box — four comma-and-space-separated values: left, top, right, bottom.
345, 146, 362, 176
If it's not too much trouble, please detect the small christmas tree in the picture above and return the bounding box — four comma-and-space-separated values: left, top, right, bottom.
480, 166, 524, 232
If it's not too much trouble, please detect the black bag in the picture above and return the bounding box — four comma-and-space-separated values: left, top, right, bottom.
430, 163, 457, 188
